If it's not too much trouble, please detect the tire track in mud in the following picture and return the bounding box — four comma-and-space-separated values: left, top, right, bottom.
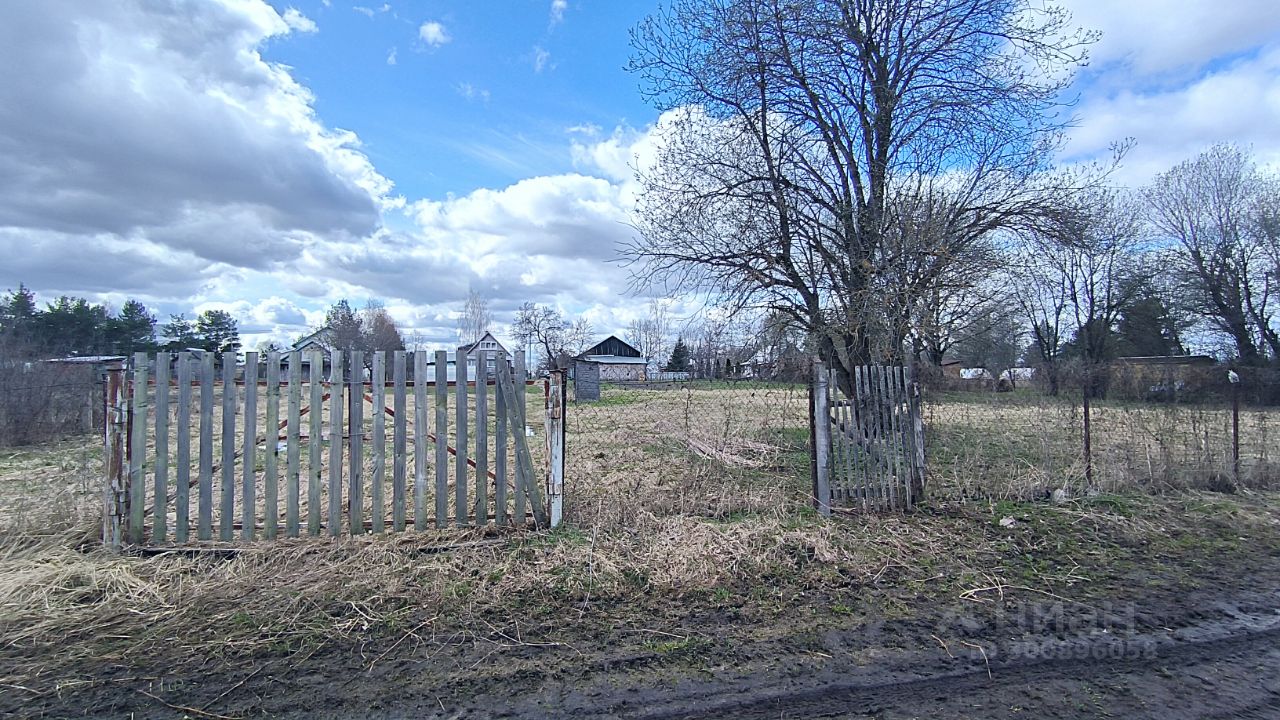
612, 612, 1280, 720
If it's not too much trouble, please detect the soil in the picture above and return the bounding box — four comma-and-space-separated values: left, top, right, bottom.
9, 545, 1280, 720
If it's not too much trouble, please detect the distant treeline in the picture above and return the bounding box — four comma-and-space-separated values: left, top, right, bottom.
0, 284, 240, 359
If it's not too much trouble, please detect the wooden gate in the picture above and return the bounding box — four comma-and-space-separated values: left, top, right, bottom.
811, 361, 925, 513
102, 349, 563, 549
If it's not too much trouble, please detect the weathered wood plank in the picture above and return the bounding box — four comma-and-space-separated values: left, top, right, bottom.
494, 364, 508, 526
264, 353, 280, 539
547, 370, 564, 527
498, 359, 547, 527
198, 353, 215, 540
434, 350, 448, 528
812, 360, 832, 516
286, 351, 302, 537
349, 350, 364, 535
242, 352, 258, 541
153, 353, 170, 543
308, 351, 324, 536
328, 351, 344, 536
370, 352, 386, 534
880, 366, 902, 510
175, 352, 191, 542
413, 351, 428, 530
454, 348, 468, 527
513, 351, 527, 523
128, 353, 149, 545
393, 350, 407, 532
220, 355, 237, 541
474, 351, 488, 526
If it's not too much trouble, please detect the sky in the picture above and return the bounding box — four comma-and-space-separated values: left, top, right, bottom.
1, 0, 1279, 352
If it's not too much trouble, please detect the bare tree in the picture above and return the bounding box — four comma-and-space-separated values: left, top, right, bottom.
511, 302, 565, 371
362, 301, 406, 353
563, 316, 594, 356
456, 289, 493, 346
1147, 145, 1279, 365
626, 0, 1100, 393
624, 299, 674, 366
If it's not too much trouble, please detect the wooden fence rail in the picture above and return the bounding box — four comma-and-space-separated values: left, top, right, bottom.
103, 349, 563, 549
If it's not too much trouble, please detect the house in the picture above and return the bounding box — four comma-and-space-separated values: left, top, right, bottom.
577, 335, 647, 382
456, 331, 510, 380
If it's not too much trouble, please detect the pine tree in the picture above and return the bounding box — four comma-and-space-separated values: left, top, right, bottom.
664, 337, 690, 371
107, 299, 157, 354
195, 310, 240, 354
161, 314, 200, 351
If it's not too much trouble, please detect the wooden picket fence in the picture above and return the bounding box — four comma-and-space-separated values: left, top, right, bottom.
811, 361, 925, 513
102, 349, 564, 549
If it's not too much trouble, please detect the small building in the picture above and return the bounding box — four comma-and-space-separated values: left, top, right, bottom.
457, 331, 511, 380
578, 335, 647, 382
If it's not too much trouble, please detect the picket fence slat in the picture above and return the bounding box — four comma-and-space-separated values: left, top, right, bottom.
495, 364, 508, 526
128, 353, 148, 545
308, 351, 324, 536
154, 354, 170, 543
328, 351, 343, 536
220, 356, 236, 541
242, 353, 258, 541
175, 352, 191, 542
350, 351, 364, 536
392, 350, 407, 533
286, 351, 302, 537
475, 351, 489, 526
434, 350, 448, 529
264, 353, 281, 540
198, 353, 214, 540
513, 351, 527, 522
371, 352, 386, 534
454, 348, 468, 527
414, 351, 428, 531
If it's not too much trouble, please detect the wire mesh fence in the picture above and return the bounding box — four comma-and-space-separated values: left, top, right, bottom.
923, 364, 1280, 501
0, 360, 102, 448
563, 378, 812, 529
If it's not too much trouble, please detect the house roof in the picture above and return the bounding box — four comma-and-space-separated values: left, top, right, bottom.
290, 328, 328, 351
457, 331, 508, 354
580, 335, 641, 359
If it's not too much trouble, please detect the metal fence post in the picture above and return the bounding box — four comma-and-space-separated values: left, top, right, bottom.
812, 359, 832, 516
102, 360, 127, 551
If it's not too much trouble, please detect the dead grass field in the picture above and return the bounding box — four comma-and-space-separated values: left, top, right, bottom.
3, 383, 1280, 714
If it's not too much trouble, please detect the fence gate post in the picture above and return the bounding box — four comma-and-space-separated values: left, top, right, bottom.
102, 360, 128, 551
812, 359, 832, 516
546, 368, 566, 528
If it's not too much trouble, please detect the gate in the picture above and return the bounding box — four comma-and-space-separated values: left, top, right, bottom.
811, 360, 925, 513
102, 349, 563, 549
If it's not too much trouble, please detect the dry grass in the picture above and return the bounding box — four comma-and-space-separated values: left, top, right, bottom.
3, 383, 1280, 696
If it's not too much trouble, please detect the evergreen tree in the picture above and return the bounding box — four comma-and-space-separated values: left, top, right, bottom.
41, 296, 109, 356
195, 310, 240, 354
664, 337, 690, 371
323, 299, 364, 353
107, 299, 157, 354
1115, 293, 1186, 357
160, 314, 200, 351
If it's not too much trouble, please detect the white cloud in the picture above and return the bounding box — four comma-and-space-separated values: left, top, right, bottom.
386, 46, 397, 65
532, 45, 551, 73
353, 5, 374, 18
418, 21, 450, 48
549, 0, 568, 27
281, 8, 317, 33
457, 83, 490, 103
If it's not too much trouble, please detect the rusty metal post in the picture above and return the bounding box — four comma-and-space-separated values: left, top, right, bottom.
102, 360, 127, 551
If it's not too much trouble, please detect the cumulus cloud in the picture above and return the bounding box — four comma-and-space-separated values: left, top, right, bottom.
281, 8, 317, 33
1057, 1, 1280, 183
418, 21, 450, 47
0, 0, 389, 304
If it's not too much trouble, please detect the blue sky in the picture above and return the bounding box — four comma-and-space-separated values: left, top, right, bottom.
261, 1, 655, 200
0, 0, 1278, 352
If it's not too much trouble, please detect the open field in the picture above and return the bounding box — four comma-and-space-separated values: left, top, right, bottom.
3, 384, 1280, 718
